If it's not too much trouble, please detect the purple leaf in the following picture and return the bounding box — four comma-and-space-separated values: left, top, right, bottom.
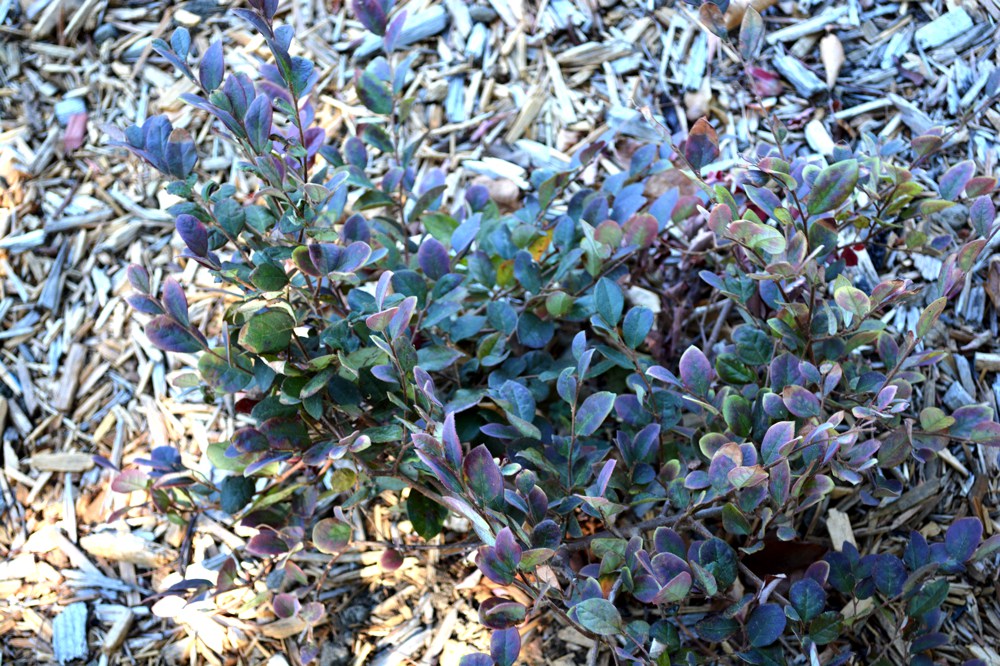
163, 129, 198, 179
769, 458, 790, 505
466, 184, 490, 211
180, 93, 243, 136
650, 552, 690, 585
375, 270, 393, 309
199, 41, 225, 91
272, 592, 300, 619
782, 385, 820, 418
351, 0, 389, 35
631, 423, 660, 462
806, 159, 859, 216
366, 308, 397, 333
945, 517, 983, 562
494, 527, 522, 568
761, 421, 796, 464
463, 445, 504, 505
459, 654, 493, 666
248, 0, 279, 20
306, 243, 340, 274
491, 627, 521, 666
679, 346, 712, 396
111, 469, 149, 493
222, 73, 256, 117
388, 295, 417, 339
175, 214, 209, 257
442, 412, 463, 469
414, 451, 462, 493
336, 241, 372, 273
126, 294, 164, 315
146, 315, 202, 353
383, 10, 408, 52
872, 554, 906, 597
968, 420, 1000, 446
479, 598, 526, 630
417, 238, 450, 280
232, 428, 269, 454
594, 459, 616, 495
970, 196, 996, 237
684, 118, 719, 171
653, 571, 692, 604
244, 94, 273, 154
746, 603, 786, 647
127, 264, 151, 293
653, 527, 686, 558
476, 545, 514, 585
161, 278, 189, 327
380, 548, 404, 571
939, 160, 975, 201
575, 391, 615, 437
246, 530, 289, 556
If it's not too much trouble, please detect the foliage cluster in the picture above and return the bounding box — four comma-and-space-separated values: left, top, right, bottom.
111, 1, 1000, 663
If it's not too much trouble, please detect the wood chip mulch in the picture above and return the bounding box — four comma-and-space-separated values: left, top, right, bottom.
1, 0, 999, 664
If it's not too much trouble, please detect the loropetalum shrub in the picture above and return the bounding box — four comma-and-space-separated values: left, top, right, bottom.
110, 1, 1000, 663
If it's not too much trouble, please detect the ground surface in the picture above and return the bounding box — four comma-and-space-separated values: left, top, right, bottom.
1, 0, 1000, 664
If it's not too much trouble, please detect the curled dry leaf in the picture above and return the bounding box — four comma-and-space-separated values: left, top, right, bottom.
820, 33, 845, 89
724, 0, 778, 31
472, 176, 521, 211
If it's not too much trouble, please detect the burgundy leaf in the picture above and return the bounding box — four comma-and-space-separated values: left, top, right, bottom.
684, 118, 719, 172
463, 444, 504, 505
146, 315, 202, 353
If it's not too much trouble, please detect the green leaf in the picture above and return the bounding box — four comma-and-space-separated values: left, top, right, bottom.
328, 468, 357, 493
622, 306, 654, 349
907, 579, 949, 619
407, 492, 449, 540
916, 297, 947, 338
716, 353, 756, 384
220, 476, 254, 514
919, 406, 954, 433
790, 578, 827, 622
250, 263, 289, 291
572, 598, 622, 636
594, 277, 624, 326
721, 502, 750, 535
722, 394, 752, 437
357, 60, 393, 115
834, 283, 870, 320
198, 349, 253, 392
313, 518, 352, 554
808, 611, 842, 645
239, 309, 295, 355
416, 345, 463, 372
807, 159, 859, 215
728, 220, 786, 255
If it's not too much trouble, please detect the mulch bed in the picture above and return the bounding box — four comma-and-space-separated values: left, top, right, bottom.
1, 0, 998, 663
